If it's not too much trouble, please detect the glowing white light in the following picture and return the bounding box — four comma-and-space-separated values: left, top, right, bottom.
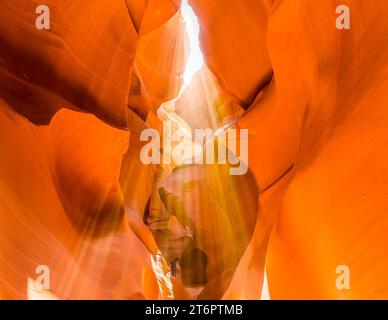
150, 251, 174, 299
181, 0, 204, 88
156, 0, 205, 163
260, 268, 271, 300
27, 278, 58, 300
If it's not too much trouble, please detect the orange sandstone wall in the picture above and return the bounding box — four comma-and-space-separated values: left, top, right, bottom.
189, 0, 388, 299
0, 0, 387, 300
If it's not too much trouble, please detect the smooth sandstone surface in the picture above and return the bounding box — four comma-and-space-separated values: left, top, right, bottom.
0, 0, 387, 299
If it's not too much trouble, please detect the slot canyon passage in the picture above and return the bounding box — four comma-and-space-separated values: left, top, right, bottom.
0, 0, 387, 300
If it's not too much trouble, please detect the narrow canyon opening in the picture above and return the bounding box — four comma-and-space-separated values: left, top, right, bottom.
143, 0, 259, 299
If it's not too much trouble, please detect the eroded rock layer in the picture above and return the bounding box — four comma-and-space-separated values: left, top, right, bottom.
0, 0, 387, 299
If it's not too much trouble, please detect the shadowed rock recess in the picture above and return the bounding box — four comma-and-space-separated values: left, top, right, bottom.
0, 0, 387, 299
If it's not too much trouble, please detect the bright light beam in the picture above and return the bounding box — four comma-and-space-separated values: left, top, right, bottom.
181, 0, 204, 89
156, 0, 205, 156
158, 0, 205, 116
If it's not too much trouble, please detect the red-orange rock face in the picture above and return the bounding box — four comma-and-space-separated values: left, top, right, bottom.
0, 0, 387, 300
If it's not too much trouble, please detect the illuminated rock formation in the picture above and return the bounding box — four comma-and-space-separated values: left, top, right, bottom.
0, 0, 387, 300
